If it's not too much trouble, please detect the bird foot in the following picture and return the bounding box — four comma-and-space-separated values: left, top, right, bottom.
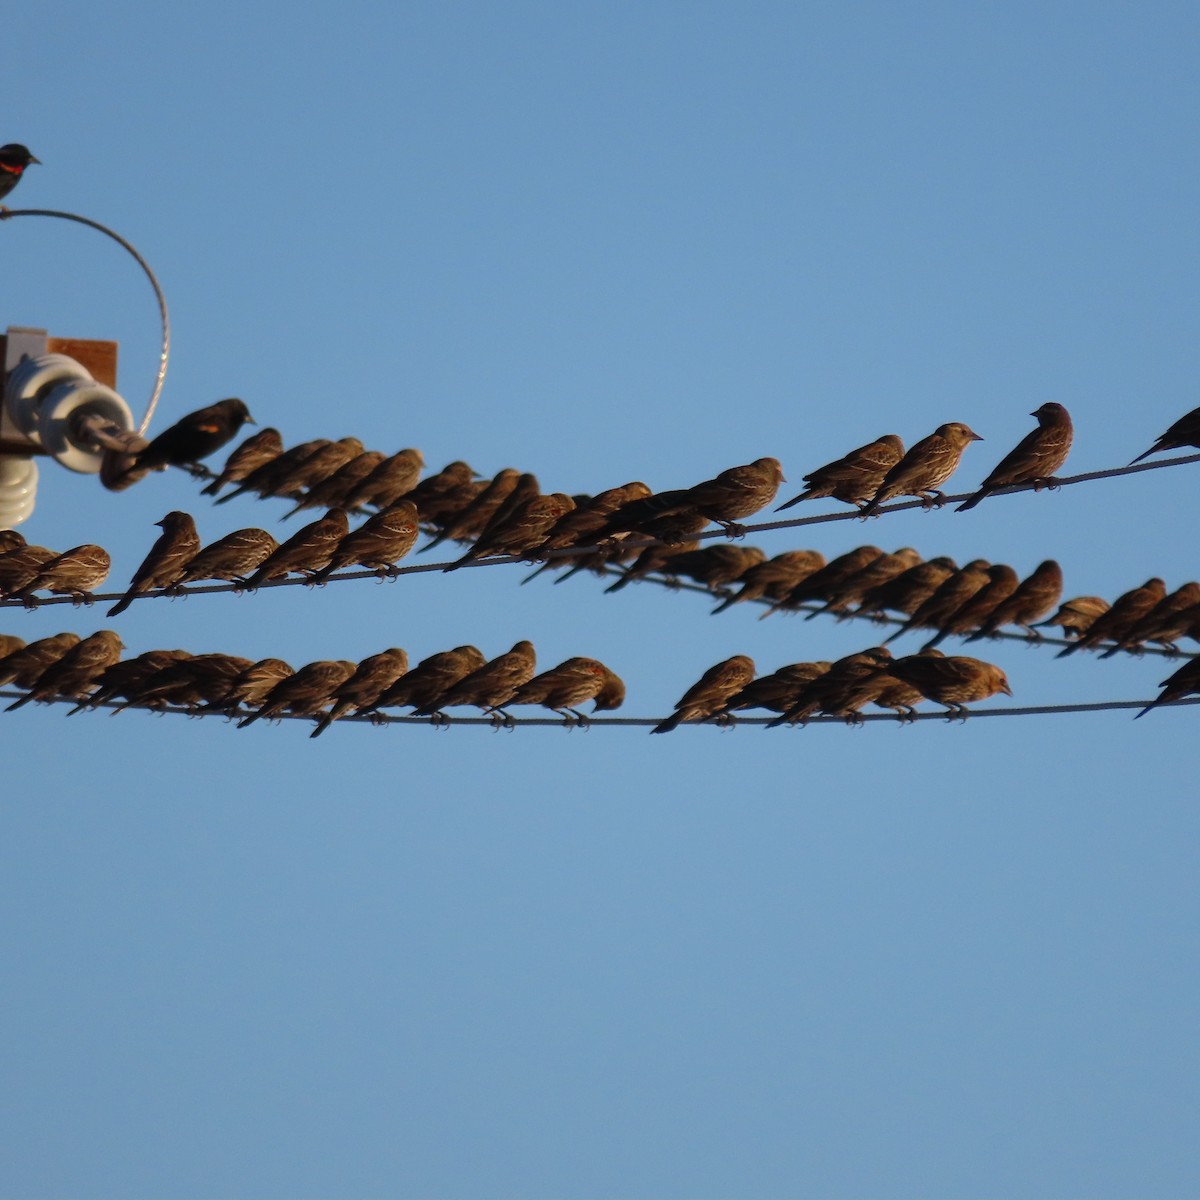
719, 521, 748, 539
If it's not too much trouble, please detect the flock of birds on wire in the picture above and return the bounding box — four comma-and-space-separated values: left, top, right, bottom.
2, 386, 1200, 728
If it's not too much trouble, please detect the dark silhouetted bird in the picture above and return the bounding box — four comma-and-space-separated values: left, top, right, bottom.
137, 399, 254, 471
603, 535, 704, 594
116, 653, 254, 713
653, 544, 767, 591
1056, 578, 1167, 657
509, 657, 625, 726
171, 527, 279, 588
652, 654, 756, 733
241, 509, 350, 589
1101, 581, 1200, 657
861, 422, 983, 514
307, 502, 420, 583
967, 560, 1064, 641
1131, 406, 1200, 464
956, 403, 1073, 511
7, 630, 124, 710
885, 653, 1011, 718
0, 632, 80, 688
0, 144, 39, 208
777, 435, 904, 510
108, 512, 200, 615
371, 646, 487, 715
201, 427, 284, 496
764, 546, 884, 616
270, 438, 365, 502
1135, 657, 1200, 718
237, 659, 357, 728
311, 648, 410, 737
10, 544, 111, 606
412, 640, 537, 726
919, 563, 1020, 650
884, 559, 991, 643
854, 556, 958, 619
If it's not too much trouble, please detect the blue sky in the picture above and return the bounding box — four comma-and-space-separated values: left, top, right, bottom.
3, 3, 1200, 1196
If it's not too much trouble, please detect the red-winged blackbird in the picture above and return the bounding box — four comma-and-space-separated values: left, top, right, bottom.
1100, 581, 1200, 657
1056, 578, 1167, 657
200, 427, 284, 496
307, 502, 420, 584
172, 528, 279, 588
271, 438, 365, 503
342, 448, 426, 512
1135, 657, 1200, 718
967, 560, 1064, 641
421, 468, 524, 554
1037, 595, 1110, 639
69, 648, 192, 714
241, 509, 351, 589
777, 435, 905, 511
861, 422, 983, 514
108, 511, 201, 616
215, 438, 332, 505
0, 545, 56, 597
884, 559, 991, 644
222, 658, 295, 714
710, 549, 827, 614
445, 494, 576, 570
0, 529, 27, 554
237, 659, 358, 728
919, 563, 1020, 651
957, 403, 1073, 511
885, 653, 1011, 718
763, 545, 884, 616
653, 544, 767, 591
137, 399, 255, 471
280, 449, 387, 518
371, 645, 487, 715
765, 647, 893, 727
652, 654, 756, 733
0, 632, 80, 687
311, 648, 410, 737
1131, 406, 1200, 464
719, 661, 833, 719
410, 640, 537, 726
685, 457, 785, 534
0, 143, 39, 208
811, 547, 923, 617
10, 544, 111, 606
6, 630, 124, 711
508, 657, 625, 726
854, 556, 958, 619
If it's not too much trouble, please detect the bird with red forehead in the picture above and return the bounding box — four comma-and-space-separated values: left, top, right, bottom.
0, 144, 40, 211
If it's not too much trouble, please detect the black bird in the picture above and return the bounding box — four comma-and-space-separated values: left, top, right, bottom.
0, 144, 40, 208
137, 399, 255, 471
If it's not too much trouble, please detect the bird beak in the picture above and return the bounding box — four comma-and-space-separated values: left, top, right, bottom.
29, 154, 41, 165
970, 431, 984, 441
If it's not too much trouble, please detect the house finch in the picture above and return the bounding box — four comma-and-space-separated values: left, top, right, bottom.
421, 468, 524, 554
215, 438, 332, 504
222, 658, 295, 714
241, 509, 351, 589
854, 556, 958, 619
107, 511, 200, 616
1037, 595, 1110, 639
137, 399, 255, 471
270, 437, 365, 502
311, 648, 410, 737
0, 633, 25, 658
1100, 581, 1200, 657
919, 563, 1020, 651
684, 457, 785, 534
171, 527, 280, 588
861, 422, 983, 514
445, 494, 575, 570
718, 661, 833, 719
0, 143, 40, 209
766, 648, 893, 727
1130, 406, 1200, 464
341, 448, 426, 512
237, 659, 358, 728
117, 653, 255, 713
0, 632, 80, 688
651, 654, 756, 733
370, 645, 487, 715
0, 529, 27, 554
6, 629, 124, 711
809, 547, 923, 617
710, 549, 827, 614
400, 460, 477, 524
652, 544, 767, 591
1056, 578, 1167, 657
1135, 657, 1200, 718
884, 559, 991, 643
0, 545, 56, 597
764, 546, 885, 616
967, 560, 1063, 641
411, 640, 537, 726
956, 403, 1073, 511
8, 544, 111, 606
886, 653, 1011, 719
280, 449, 388, 517
200, 427, 284, 496
508, 657, 625, 726
603, 536, 703, 594
306, 502, 421, 584
777, 435, 904, 510
68, 648, 192, 714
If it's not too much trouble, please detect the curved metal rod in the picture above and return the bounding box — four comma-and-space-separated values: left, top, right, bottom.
0, 208, 170, 434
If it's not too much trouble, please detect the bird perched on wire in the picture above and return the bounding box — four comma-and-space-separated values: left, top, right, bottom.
0, 143, 39, 210
1036, 595, 1110, 640
115, 653, 255, 714
956, 403, 1073, 511
919, 563, 1020, 651
215, 438, 332, 505
241, 508, 351, 589
401, 460, 478, 525
777, 435, 904, 511
718, 661, 833, 721
1056, 578, 1167, 657
1135, 657, 1200, 719
885, 653, 1011, 719
765, 648, 893, 727
651, 654, 756, 733
310, 648, 410, 737
0, 632, 80, 688
883, 559, 992, 644
237, 659, 358, 729
200, 427, 284, 497
369, 645, 487, 717
108, 511, 201, 616
853, 556, 958, 620
651, 544, 767, 592
279, 449, 386, 519
603, 532, 704, 594
684, 457, 785, 535
444, 493, 575, 570
0, 544, 56, 597
220, 658, 295, 716
170, 527, 279, 589
136, 399, 255, 472
270, 437, 365, 504
411, 640, 537, 726
861, 422, 983, 515
0, 633, 25, 659
420, 468, 524, 555
508, 657, 626, 727
967, 560, 1064, 641
6, 629, 124, 711
9, 544, 111, 607
808, 547, 923, 618
1130, 406, 1200, 464
306, 501, 421, 584
67, 649, 192, 714
1099, 581, 1200, 658
763, 545, 885, 617
710, 549, 827, 614
342, 448, 427, 513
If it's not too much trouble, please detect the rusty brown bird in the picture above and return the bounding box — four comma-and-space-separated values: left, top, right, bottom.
1131, 405, 1200, 464
0, 633, 26, 659
1101, 581, 1200, 657
684, 457, 785, 534
919, 563, 1020, 651
242, 509, 351, 589
0, 632, 81, 688
764, 546, 885, 616
69, 648, 193, 714
811, 547, 924, 617
777, 434, 904, 510
886, 653, 1012, 719
281, 449, 389, 518
421, 468, 524, 554
0, 529, 27, 554
215, 438, 332, 505
766, 647, 893, 727
400, 460, 477, 524
271, 438, 365, 504
0, 545, 56, 597
710, 549, 827, 614
222, 658, 296, 714
445, 494, 575, 570
308, 502, 421, 584
411, 640, 537, 726
653, 544, 767, 592
342, 448, 426, 512
967, 560, 1064, 641
956, 403, 1073, 511
371, 645, 487, 715
237, 659, 358, 728
719, 661, 833, 719
201, 427, 284, 497
652, 654, 756, 733
854, 556, 959, 619
108, 512, 201, 616
311, 648, 410, 737
1037, 595, 1110, 640
883, 559, 991, 644
1056, 578, 1167, 657
10, 544, 111, 606
6, 629, 124, 710
172, 528, 280, 588
509, 657, 625, 726
861, 422, 983, 514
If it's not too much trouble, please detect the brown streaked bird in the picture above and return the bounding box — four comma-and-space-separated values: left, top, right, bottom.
684, 457, 785, 534
777, 434, 905, 511
0, 632, 80, 688
307, 502, 421, 584
172, 527, 280, 588
854, 555, 959, 619
215, 438, 332, 505
810, 547, 923, 617
653, 544, 767, 592
237, 659, 358, 728
68, 648, 193, 714
107, 511, 201, 616
200, 427, 284, 497
869, 652, 944, 721
719, 661, 833, 719
919, 563, 1020, 651
0, 529, 27, 554
883, 559, 992, 644
400, 460, 477, 524
651, 654, 756, 733
443, 473, 539, 556
956, 403, 1073, 511
411, 640, 537, 726
9, 544, 111, 606
764, 545, 885, 616
1144, 589, 1200, 653
0, 544, 56, 597
1037, 595, 1110, 640
604, 536, 703, 594
886, 653, 1012, 719
118, 653, 255, 713
967, 560, 1064, 641
1100, 581, 1200, 658
222, 658, 296, 714
421, 468, 524, 554
271, 437, 365, 503
1130, 405, 1200, 464
6, 630, 124, 711
592, 488, 695, 542
1135, 657, 1200, 718
710, 549, 827, 614
861, 422, 983, 514
0, 633, 26, 659
445, 493, 575, 570
136, 399, 254, 471
370, 645, 487, 715
342, 448, 426, 512
241, 509, 351, 589
1056, 578, 1167, 657
311, 648, 410, 737
280, 449, 388, 518
766, 647, 894, 727
508, 657, 625, 726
